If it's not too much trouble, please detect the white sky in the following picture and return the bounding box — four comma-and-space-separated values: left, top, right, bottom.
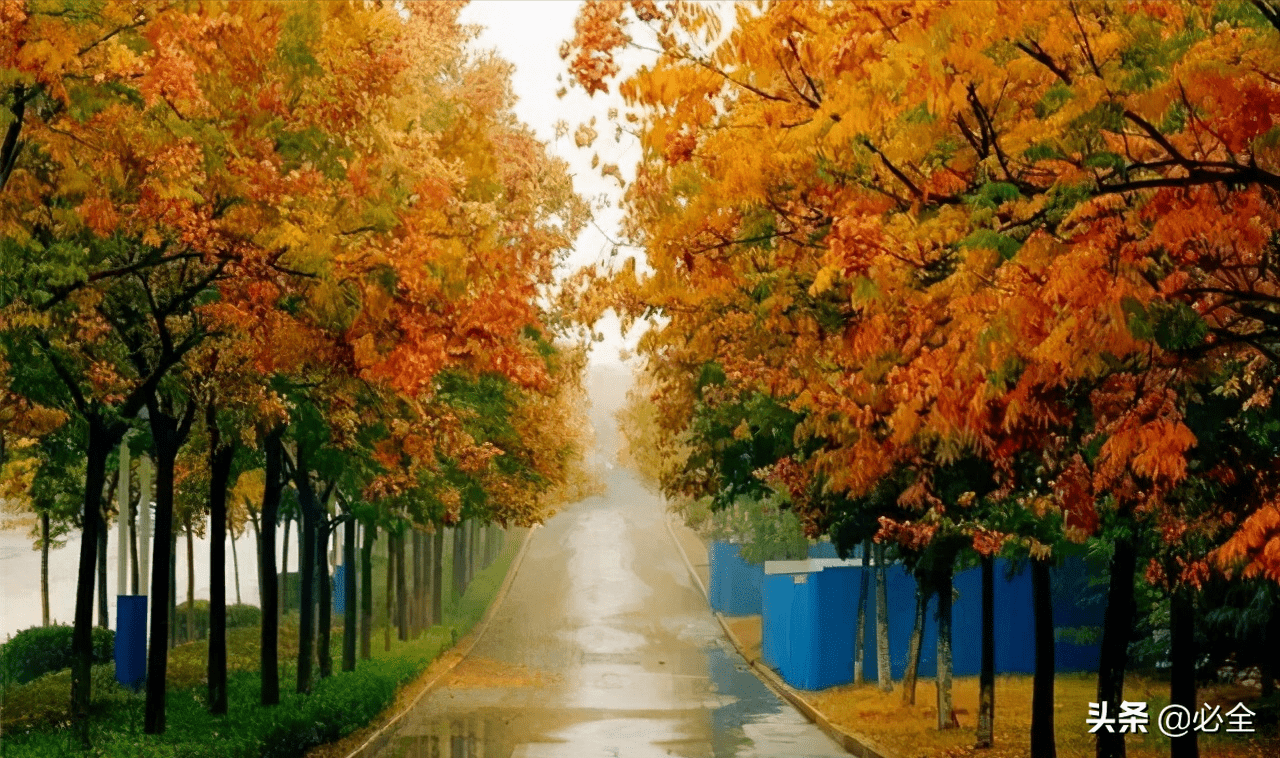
456, 0, 644, 368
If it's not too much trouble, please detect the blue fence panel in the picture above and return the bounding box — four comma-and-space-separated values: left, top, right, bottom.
1050, 555, 1106, 672
709, 542, 764, 616
808, 541, 840, 559
333, 564, 347, 616
762, 573, 794, 674
115, 595, 147, 690
804, 566, 858, 689
994, 561, 1036, 674
849, 555, 1100, 681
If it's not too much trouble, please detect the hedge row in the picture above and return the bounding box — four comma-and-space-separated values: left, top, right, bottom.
1, 645, 438, 757
0, 625, 115, 687
170, 602, 264, 643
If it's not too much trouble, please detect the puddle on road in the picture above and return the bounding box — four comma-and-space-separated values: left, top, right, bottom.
447, 658, 562, 690
382, 645, 842, 758
383, 711, 712, 758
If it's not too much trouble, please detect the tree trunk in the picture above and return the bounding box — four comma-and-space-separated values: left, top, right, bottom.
230, 527, 241, 605
936, 562, 954, 730
903, 586, 927, 706
424, 529, 435, 627
144, 400, 194, 735
361, 521, 374, 661
1170, 585, 1198, 758
396, 531, 408, 641
72, 417, 117, 746
411, 530, 423, 637
1265, 585, 1280, 697
875, 542, 892, 692
1096, 538, 1137, 758
855, 538, 870, 685
97, 523, 108, 628
467, 520, 477, 590
432, 528, 444, 624
130, 490, 140, 594
0, 84, 26, 193
384, 531, 393, 652
453, 525, 465, 602
169, 531, 177, 649
248, 516, 261, 606
293, 453, 318, 695
41, 511, 50, 626
343, 515, 357, 672
280, 512, 291, 619
1032, 558, 1056, 758
316, 516, 333, 679
472, 522, 480, 582
977, 554, 995, 748
185, 516, 195, 643
207, 410, 234, 716
259, 427, 284, 706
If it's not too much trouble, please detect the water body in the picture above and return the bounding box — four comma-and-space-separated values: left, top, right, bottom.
371, 469, 847, 758
0, 517, 296, 641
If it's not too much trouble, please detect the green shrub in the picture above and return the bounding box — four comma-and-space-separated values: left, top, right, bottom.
703, 493, 809, 564
1, 625, 114, 687
671, 496, 713, 532
172, 602, 263, 642
1, 663, 132, 733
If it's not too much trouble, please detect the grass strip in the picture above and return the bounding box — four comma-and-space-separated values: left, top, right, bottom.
1, 530, 522, 758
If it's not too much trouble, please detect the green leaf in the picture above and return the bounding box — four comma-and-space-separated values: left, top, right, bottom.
1023, 142, 1064, 162
959, 229, 1022, 261
1083, 152, 1126, 171
1035, 81, 1073, 118
1152, 301, 1208, 351
1121, 295, 1154, 341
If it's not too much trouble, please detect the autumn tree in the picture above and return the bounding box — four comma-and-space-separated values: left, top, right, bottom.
566, 4, 1280, 758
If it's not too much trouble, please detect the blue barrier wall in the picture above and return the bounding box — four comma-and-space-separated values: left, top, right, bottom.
761, 557, 1103, 689
708, 542, 764, 616
761, 572, 793, 674
334, 564, 347, 616
115, 595, 147, 690
793, 566, 859, 689
853, 558, 1100, 681
808, 541, 840, 559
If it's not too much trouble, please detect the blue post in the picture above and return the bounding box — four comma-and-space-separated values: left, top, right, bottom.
115, 595, 147, 690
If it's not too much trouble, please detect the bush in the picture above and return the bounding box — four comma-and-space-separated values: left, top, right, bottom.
1, 625, 114, 687
703, 493, 809, 564
3, 645, 441, 757
671, 496, 713, 532
172, 602, 262, 642
1, 663, 132, 733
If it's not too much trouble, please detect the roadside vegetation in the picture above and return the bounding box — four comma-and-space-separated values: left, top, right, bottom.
0, 0, 595, 752
1, 532, 523, 757
579, 3, 1280, 757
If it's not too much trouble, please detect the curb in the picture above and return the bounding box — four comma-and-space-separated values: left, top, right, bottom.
665, 511, 708, 599
663, 514, 900, 758
341, 527, 537, 758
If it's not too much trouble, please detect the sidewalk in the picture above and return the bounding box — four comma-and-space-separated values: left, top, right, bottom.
664, 513, 900, 758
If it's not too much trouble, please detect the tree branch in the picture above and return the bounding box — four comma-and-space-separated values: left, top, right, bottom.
0, 85, 29, 194
1015, 41, 1073, 85
32, 334, 90, 416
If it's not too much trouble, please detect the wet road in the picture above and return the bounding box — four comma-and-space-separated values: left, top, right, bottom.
374, 470, 847, 758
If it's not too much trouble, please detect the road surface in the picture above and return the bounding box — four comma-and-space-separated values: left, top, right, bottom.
373, 470, 847, 758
